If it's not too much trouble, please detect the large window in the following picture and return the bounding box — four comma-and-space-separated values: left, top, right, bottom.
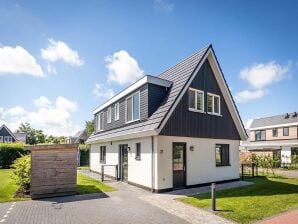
283, 127, 289, 136
135, 143, 141, 160
272, 128, 278, 137
114, 103, 119, 121
96, 112, 104, 131
207, 93, 220, 115
215, 144, 230, 166
188, 88, 204, 112
255, 130, 266, 141
107, 107, 112, 123
100, 146, 106, 163
126, 92, 140, 123
4, 136, 12, 143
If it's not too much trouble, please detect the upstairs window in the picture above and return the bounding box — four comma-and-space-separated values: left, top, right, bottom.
100, 146, 106, 163
188, 88, 204, 112
272, 128, 278, 137
107, 107, 112, 123
283, 127, 289, 136
215, 144, 230, 166
207, 93, 220, 115
114, 103, 119, 121
126, 92, 140, 123
135, 143, 141, 160
96, 112, 104, 131
255, 130, 266, 141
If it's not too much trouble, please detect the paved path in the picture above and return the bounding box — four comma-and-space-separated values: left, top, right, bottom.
0, 170, 251, 224
258, 209, 298, 224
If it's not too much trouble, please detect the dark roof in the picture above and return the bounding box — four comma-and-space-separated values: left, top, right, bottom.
87, 46, 210, 142
250, 112, 298, 128
0, 124, 17, 141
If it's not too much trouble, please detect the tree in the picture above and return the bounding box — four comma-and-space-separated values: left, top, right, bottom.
85, 119, 95, 136
17, 123, 46, 145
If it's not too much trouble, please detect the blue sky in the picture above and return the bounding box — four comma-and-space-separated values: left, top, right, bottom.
0, 0, 297, 136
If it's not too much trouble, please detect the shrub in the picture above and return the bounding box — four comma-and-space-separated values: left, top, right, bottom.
0, 143, 26, 168
11, 155, 31, 192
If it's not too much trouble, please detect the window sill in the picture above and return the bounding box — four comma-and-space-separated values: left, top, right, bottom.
216, 164, 231, 167
135, 157, 141, 161
100, 161, 106, 164
125, 118, 140, 124
207, 112, 222, 117
188, 108, 205, 114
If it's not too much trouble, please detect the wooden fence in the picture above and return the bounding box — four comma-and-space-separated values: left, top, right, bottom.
26, 144, 78, 199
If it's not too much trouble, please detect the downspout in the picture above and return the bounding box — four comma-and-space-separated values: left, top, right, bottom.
151, 136, 154, 193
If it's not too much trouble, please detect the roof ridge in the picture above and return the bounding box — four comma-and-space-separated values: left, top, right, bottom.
253, 111, 298, 121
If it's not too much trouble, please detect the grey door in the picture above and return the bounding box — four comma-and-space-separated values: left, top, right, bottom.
173, 143, 186, 189
119, 144, 128, 181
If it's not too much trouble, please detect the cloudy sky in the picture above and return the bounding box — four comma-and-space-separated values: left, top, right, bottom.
0, 0, 298, 136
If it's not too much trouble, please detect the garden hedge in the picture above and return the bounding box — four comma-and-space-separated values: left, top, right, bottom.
0, 143, 26, 168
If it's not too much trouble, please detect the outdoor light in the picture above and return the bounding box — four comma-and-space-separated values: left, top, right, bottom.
190, 146, 194, 151
127, 147, 131, 151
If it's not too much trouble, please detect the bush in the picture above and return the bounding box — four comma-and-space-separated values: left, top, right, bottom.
79, 144, 90, 166
11, 155, 31, 192
0, 143, 26, 168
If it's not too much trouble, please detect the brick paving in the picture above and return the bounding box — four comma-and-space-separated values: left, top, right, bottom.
0, 170, 251, 224
258, 209, 298, 224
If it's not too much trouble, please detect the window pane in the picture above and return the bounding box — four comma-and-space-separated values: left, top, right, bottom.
261, 130, 266, 140
100, 113, 104, 130
97, 114, 101, 130
284, 127, 289, 136
207, 95, 213, 113
107, 107, 111, 123
214, 96, 219, 114
188, 89, 195, 109
126, 97, 132, 122
196, 92, 203, 111
273, 128, 278, 137
136, 143, 141, 159
115, 103, 119, 120
133, 93, 140, 120
215, 145, 221, 165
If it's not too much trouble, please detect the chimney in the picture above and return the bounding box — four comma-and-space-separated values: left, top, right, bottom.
285, 113, 289, 119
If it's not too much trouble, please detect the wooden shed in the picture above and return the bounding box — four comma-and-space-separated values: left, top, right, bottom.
26, 144, 78, 199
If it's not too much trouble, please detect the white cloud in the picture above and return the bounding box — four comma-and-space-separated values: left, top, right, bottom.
234, 89, 266, 103
41, 39, 83, 66
0, 46, 44, 77
47, 64, 57, 75
106, 50, 144, 85
239, 61, 291, 89
0, 96, 80, 136
154, 0, 174, 13
92, 83, 114, 99
34, 96, 52, 108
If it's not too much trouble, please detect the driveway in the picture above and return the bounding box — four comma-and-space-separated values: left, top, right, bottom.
0, 171, 251, 224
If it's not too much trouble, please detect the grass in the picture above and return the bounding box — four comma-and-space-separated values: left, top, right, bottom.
76, 172, 116, 194
0, 169, 29, 203
179, 176, 298, 224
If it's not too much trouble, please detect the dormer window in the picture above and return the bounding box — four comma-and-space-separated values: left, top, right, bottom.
126, 91, 140, 123
107, 107, 112, 123
114, 103, 119, 121
96, 112, 104, 131
207, 93, 220, 115
188, 88, 204, 112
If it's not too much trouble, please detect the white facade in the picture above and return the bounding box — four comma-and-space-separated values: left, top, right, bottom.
90, 135, 240, 191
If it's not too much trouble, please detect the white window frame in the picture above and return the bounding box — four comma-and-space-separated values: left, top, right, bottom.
107, 107, 112, 123
207, 92, 221, 116
97, 112, 104, 131
114, 103, 119, 121
4, 136, 12, 143
125, 91, 140, 123
188, 87, 204, 113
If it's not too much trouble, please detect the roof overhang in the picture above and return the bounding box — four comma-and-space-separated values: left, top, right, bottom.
93, 75, 172, 115
86, 129, 158, 144
241, 139, 298, 149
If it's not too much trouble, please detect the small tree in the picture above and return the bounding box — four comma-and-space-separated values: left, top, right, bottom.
11, 155, 31, 193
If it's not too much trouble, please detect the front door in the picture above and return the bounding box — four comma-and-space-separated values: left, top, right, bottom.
119, 144, 128, 181
173, 143, 186, 189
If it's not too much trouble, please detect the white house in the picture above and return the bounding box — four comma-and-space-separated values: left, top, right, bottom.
86, 45, 247, 192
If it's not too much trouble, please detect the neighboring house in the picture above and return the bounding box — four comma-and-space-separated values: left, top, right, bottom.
87, 45, 247, 192
0, 124, 27, 144
240, 112, 298, 164
66, 130, 88, 144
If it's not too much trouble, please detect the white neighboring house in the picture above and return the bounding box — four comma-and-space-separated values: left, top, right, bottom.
87, 45, 247, 192
240, 112, 298, 165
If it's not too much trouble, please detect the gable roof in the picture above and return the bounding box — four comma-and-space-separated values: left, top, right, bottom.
0, 124, 17, 141
250, 112, 298, 130
87, 45, 247, 143
14, 133, 27, 143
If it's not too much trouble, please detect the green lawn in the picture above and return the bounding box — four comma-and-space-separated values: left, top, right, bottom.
0, 169, 29, 203
76, 172, 116, 194
179, 176, 298, 224
0, 169, 116, 203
